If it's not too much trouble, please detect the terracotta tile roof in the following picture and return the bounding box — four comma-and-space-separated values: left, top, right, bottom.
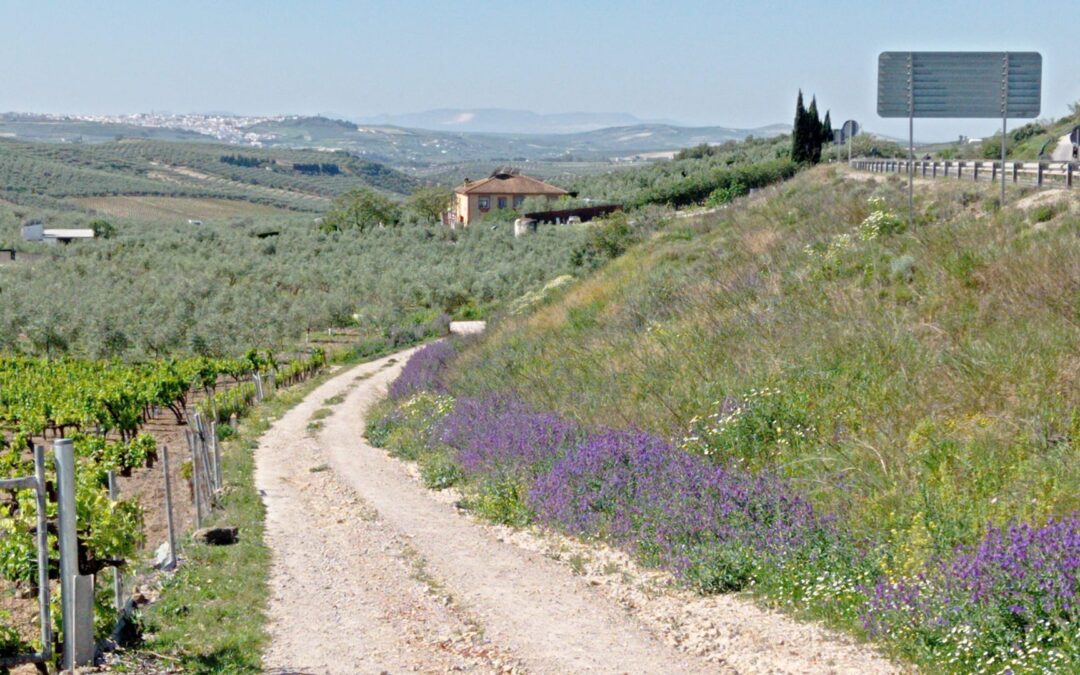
454, 172, 568, 196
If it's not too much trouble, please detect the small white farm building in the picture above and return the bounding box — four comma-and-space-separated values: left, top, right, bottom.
21, 222, 96, 245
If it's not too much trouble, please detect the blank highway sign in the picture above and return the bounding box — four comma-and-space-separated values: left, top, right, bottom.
878, 51, 1041, 119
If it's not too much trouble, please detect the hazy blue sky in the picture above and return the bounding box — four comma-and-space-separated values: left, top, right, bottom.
2, 0, 1075, 140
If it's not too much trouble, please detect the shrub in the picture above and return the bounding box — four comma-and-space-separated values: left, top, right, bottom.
419, 452, 463, 490
629, 159, 797, 209
861, 196, 904, 237
705, 180, 747, 207
467, 478, 533, 526
216, 423, 236, 441
1031, 204, 1057, 223
679, 387, 816, 467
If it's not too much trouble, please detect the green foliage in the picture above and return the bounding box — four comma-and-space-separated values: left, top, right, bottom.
567, 134, 791, 207
681, 387, 816, 468
626, 159, 797, 209
705, 180, 746, 207
0, 207, 586, 358
577, 211, 637, 264
419, 452, 464, 490
0, 613, 24, 658
405, 185, 451, 224
320, 187, 401, 232
1030, 203, 1057, 223
791, 90, 826, 165
216, 423, 236, 441
981, 134, 1012, 159
1010, 122, 1045, 143
682, 542, 757, 593
88, 218, 115, 238
466, 479, 533, 526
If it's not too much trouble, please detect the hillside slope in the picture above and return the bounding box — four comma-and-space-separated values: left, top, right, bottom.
0, 137, 414, 214
458, 166, 1079, 526
379, 166, 1079, 672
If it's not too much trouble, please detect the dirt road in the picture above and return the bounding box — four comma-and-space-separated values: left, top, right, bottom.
256, 350, 898, 674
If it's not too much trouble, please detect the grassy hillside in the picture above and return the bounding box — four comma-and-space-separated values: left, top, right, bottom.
372, 166, 1079, 672
457, 166, 1078, 520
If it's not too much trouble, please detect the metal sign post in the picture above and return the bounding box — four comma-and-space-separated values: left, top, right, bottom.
55, 439, 94, 669
878, 51, 1041, 212
55, 439, 77, 671
1002, 53, 1009, 206
842, 120, 859, 164
908, 52, 914, 226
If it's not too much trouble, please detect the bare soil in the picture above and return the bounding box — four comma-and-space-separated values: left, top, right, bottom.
258, 350, 900, 674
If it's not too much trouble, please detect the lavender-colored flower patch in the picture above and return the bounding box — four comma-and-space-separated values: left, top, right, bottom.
435, 394, 580, 480
432, 394, 835, 589
388, 340, 457, 400
867, 516, 1080, 635
530, 426, 835, 587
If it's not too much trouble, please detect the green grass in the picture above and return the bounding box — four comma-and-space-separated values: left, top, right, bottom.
439, 166, 1080, 668
136, 414, 270, 671
306, 406, 333, 433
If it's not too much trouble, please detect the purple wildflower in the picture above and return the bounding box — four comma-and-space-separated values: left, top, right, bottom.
388, 341, 457, 400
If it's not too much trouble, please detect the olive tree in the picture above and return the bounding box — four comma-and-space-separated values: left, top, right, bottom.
321, 188, 401, 232
405, 185, 451, 224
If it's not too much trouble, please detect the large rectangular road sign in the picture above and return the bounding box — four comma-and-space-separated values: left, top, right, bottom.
878, 52, 1041, 119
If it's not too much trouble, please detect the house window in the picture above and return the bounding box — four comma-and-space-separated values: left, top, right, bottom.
497, 197, 508, 209
478, 197, 490, 212
513, 195, 525, 208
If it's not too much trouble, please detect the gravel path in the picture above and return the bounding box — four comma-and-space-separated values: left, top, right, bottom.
258, 349, 899, 674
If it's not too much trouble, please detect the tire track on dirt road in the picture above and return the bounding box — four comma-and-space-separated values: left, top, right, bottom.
257, 349, 713, 674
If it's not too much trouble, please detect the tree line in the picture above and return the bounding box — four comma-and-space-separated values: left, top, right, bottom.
791, 90, 832, 165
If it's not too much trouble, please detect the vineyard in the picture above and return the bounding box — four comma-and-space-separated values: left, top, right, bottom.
0, 348, 327, 666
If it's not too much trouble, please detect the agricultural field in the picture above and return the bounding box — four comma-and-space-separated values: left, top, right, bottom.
0, 350, 327, 659
0, 137, 414, 215
0, 206, 590, 358
69, 196, 301, 223
565, 134, 794, 206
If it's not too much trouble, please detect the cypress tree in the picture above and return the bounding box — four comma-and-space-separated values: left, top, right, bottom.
807, 96, 822, 164
822, 110, 833, 146
791, 90, 808, 163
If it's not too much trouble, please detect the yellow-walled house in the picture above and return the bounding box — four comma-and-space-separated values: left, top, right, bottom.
451, 168, 568, 226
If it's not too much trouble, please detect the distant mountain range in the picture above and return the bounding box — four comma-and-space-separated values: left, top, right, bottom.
358, 108, 685, 135
0, 112, 791, 166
